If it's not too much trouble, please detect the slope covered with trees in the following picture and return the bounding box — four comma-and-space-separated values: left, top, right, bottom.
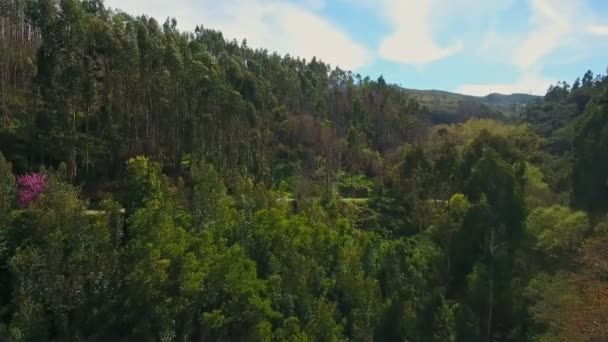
1, 1, 607, 341
404, 89, 539, 123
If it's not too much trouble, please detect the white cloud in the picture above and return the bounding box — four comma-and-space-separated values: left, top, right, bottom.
479, 0, 607, 71
512, 0, 572, 69
513, 28, 562, 70
369, 0, 516, 65
586, 25, 608, 36
376, 0, 463, 64
103, 0, 371, 70
456, 72, 554, 96
463, 0, 608, 95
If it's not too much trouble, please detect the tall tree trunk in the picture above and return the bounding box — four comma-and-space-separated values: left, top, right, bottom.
487, 226, 495, 342
85, 104, 89, 178
70, 104, 77, 181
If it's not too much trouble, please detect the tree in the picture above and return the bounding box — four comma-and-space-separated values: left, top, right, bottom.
582, 70, 594, 88
572, 77, 581, 91
189, 160, 236, 237
572, 93, 608, 213
437, 193, 471, 283
527, 205, 590, 262
124, 156, 163, 211
527, 231, 608, 341
121, 190, 191, 340
455, 139, 527, 341
375, 236, 453, 341
0, 151, 15, 215
4, 1, 608, 341
0, 151, 15, 338
7, 175, 120, 341
377, 75, 386, 87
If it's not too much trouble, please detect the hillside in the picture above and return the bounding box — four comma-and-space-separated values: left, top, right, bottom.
403, 88, 540, 122
482, 92, 541, 110
1, 1, 608, 341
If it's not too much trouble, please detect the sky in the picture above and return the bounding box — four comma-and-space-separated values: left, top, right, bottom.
103, 0, 608, 96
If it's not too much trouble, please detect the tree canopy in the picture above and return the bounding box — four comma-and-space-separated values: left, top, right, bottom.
1, 1, 607, 341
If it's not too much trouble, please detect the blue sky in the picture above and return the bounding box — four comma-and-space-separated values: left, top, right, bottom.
104, 0, 608, 95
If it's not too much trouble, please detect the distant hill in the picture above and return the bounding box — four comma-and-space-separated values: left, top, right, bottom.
482, 93, 543, 113
402, 88, 541, 123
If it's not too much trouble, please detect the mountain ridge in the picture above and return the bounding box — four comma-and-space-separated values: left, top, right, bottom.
400, 87, 541, 122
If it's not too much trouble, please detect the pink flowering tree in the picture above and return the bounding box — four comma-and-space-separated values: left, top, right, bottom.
17, 173, 48, 208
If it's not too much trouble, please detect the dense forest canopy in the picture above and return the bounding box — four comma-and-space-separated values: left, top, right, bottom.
1, 0, 608, 341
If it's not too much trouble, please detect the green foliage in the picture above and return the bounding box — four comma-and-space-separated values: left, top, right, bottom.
449, 193, 471, 217
0, 151, 15, 215
572, 93, 608, 213
2, 0, 423, 186
465, 146, 526, 231
525, 272, 577, 342
7, 175, 119, 341
528, 205, 590, 258
434, 119, 539, 155
1, 1, 607, 341
523, 162, 557, 209
125, 156, 163, 210
190, 160, 236, 234
405, 89, 538, 121
338, 173, 374, 198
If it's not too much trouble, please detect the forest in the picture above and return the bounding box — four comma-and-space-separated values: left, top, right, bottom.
1, 0, 608, 341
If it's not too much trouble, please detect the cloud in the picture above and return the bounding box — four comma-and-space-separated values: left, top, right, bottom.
371, 0, 517, 65
586, 25, 608, 36
456, 71, 554, 96
480, 0, 607, 71
103, 0, 371, 70
376, 0, 463, 64
463, 0, 608, 95
511, 0, 572, 69
475, 1, 579, 70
